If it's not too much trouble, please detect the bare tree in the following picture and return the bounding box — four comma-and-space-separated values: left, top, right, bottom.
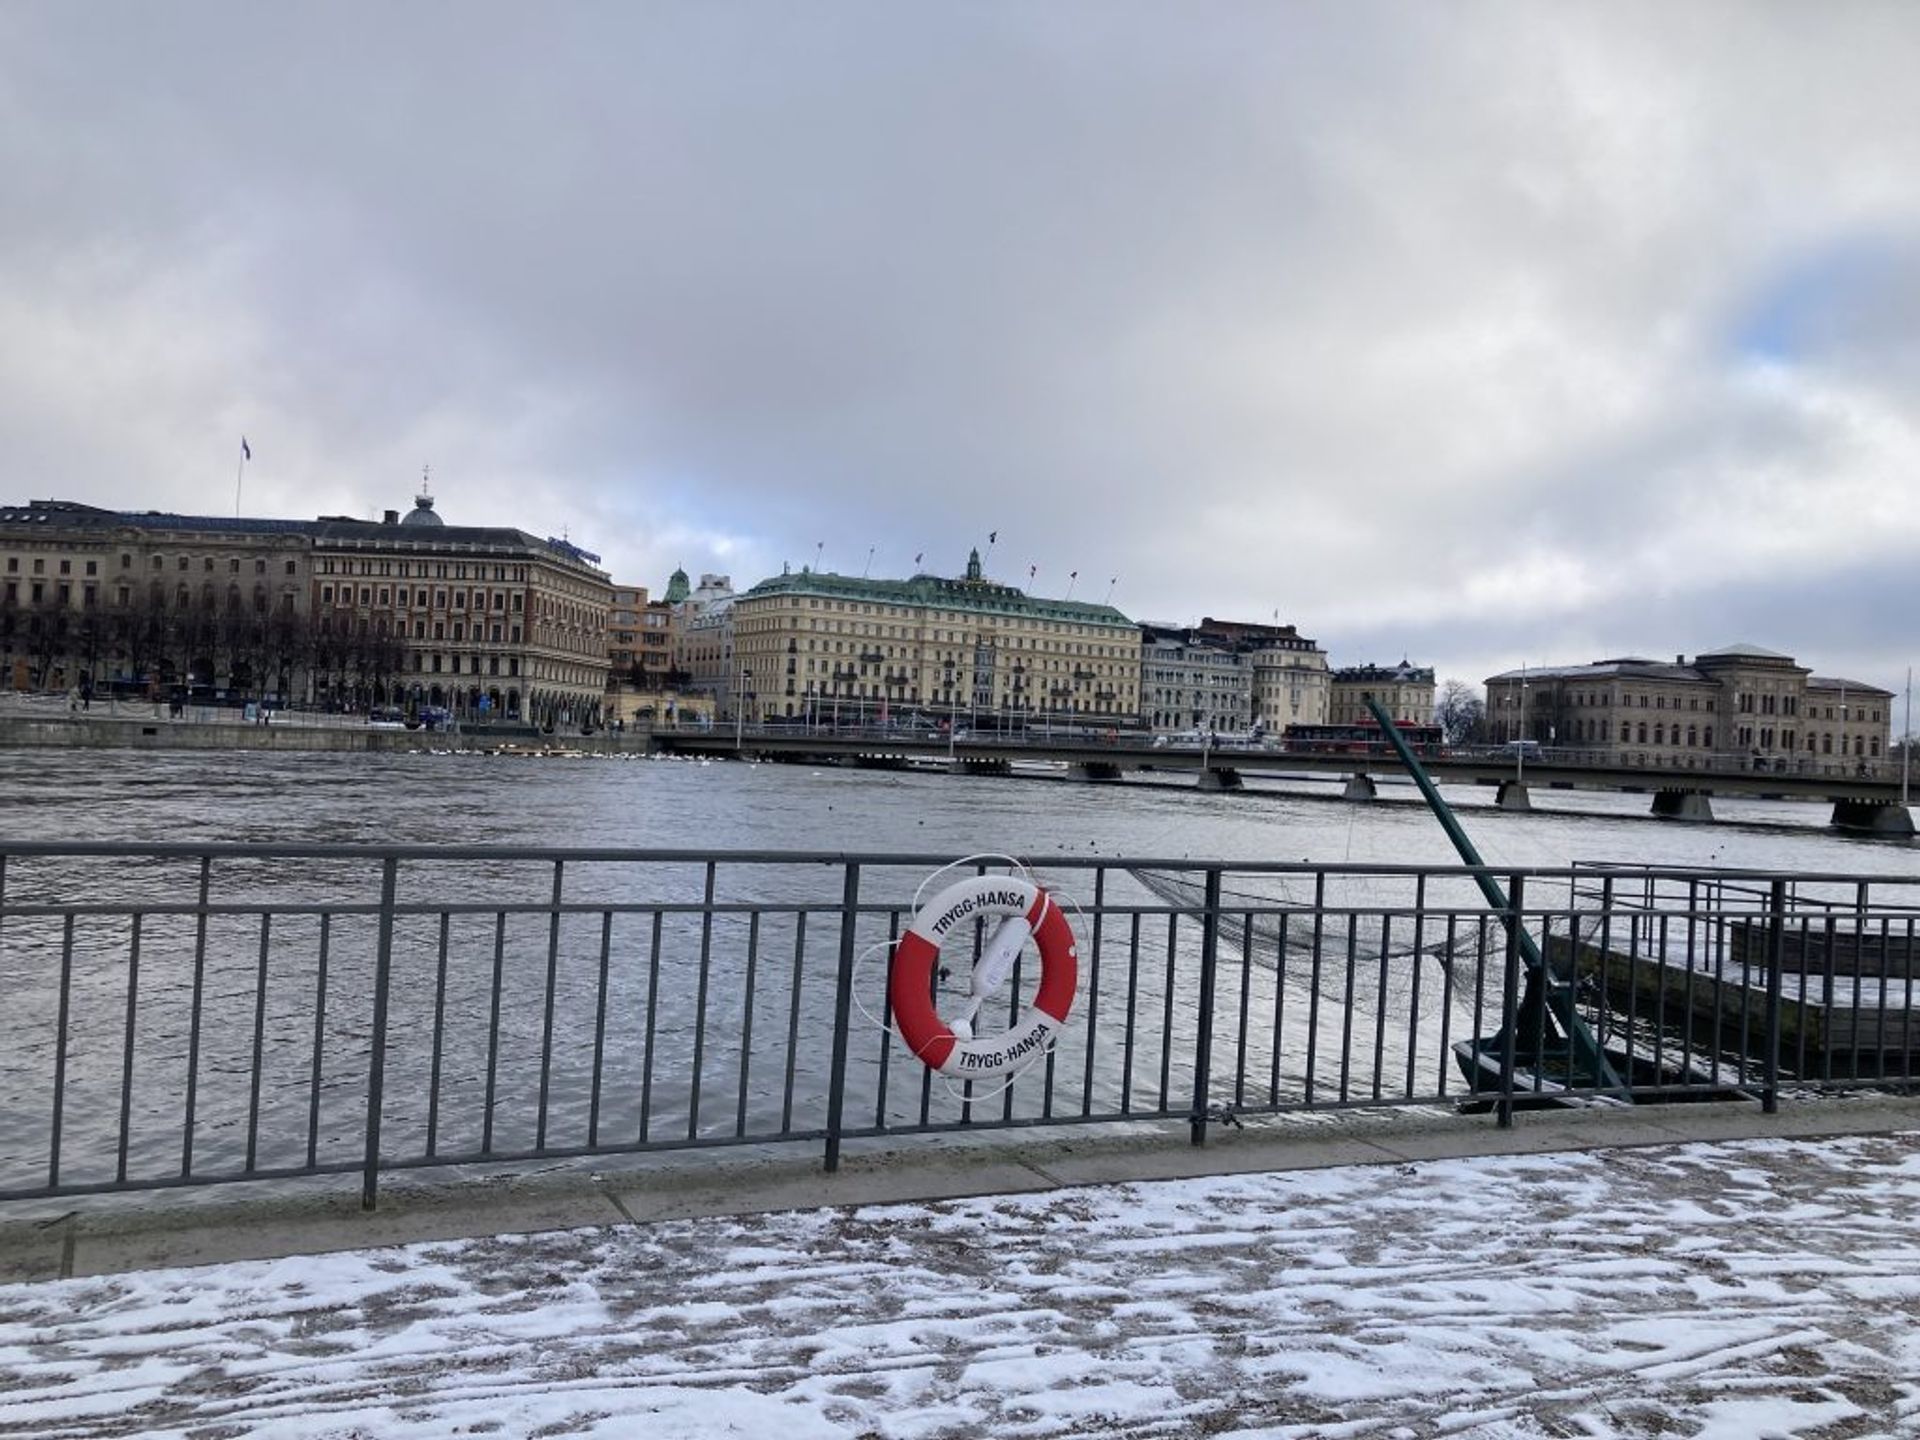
1435, 678, 1486, 746
25, 599, 71, 689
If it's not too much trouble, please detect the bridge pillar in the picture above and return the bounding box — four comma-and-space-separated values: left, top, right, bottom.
1341, 773, 1376, 802
959, 758, 1012, 777
1070, 761, 1123, 782
1651, 788, 1714, 822
1495, 780, 1531, 811
1197, 767, 1243, 792
1831, 799, 1916, 836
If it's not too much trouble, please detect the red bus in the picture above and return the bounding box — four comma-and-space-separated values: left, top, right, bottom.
1282, 722, 1445, 757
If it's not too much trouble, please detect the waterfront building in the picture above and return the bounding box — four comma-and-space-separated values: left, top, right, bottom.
728, 550, 1140, 729
1, 494, 613, 725
1328, 661, 1435, 728
1191, 617, 1330, 733
1139, 624, 1252, 735
673, 572, 737, 708
1484, 644, 1894, 775
1, 498, 311, 697
306, 492, 612, 726
604, 580, 704, 729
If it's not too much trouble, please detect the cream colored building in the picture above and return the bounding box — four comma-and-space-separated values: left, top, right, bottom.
728, 550, 1140, 728
1329, 661, 1435, 728
1190, 618, 1330, 733
2, 498, 312, 696
1484, 644, 1893, 775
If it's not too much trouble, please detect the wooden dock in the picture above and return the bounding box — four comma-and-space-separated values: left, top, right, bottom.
1546, 926, 1920, 1081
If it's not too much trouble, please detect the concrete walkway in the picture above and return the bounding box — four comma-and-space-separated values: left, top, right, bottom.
4, 1089, 1916, 1284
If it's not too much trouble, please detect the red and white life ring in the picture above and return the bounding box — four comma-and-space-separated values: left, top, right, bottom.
889, 874, 1077, 1077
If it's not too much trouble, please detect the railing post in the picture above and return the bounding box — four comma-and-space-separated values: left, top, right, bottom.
361, 855, 399, 1211
1190, 866, 1223, 1146
823, 861, 862, 1173
1763, 878, 1787, 1115
1497, 872, 1524, 1129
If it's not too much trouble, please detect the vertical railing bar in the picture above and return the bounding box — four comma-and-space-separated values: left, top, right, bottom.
1189, 868, 1222, 1145
1405, 876, 1426, 1100
535, 860, 565, 1153
1435, 911, 1457, 1098
687, 862, 716, 1142
1497, 874, 1524, 1128
918, 906, 937, 1127
1902, 908, 1914, 1091
1079, 866, 1106, 1118
1597, 878, 1619, 1092
823, 862, 862, 1172
781, 911, 807, 1135
1657, 912, 1674, 1086
1793, 910, 1812, 1082
1851, 881, 1869, 1084
116, 912, 144, 1184
1820, 912, 1836, 1085
1371, 912, 1391, 1101
735, 911, 760, 1139
1874, 894, 1890, 1086
48, 913, 75, 1190
1234, 900, 1254, 1109
180, 855, 212, 1179
1763, 879, 1786, 1113
874, 909, 898, 1130
1305, 872, 1326, 1107
1269, 911, 1290, 1106
1003, 906, 1022, 1125
305, 914, 331, 1171
245, 912, 272, 1172
425, 911, 450, 1159
1159, 911, 1178, 1117
1121, 912, 1141, 1114
638, 910, 663, 1144
481, 910, 506, 1155
1337, 905, 1358, 1104
360, 855, 399, 1211
590, 908, 614, 1149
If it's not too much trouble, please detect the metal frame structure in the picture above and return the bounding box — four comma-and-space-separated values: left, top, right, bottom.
0, 843, 1915, 1209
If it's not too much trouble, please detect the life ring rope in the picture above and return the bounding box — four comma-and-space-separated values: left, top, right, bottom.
887, 861, 1080, 1080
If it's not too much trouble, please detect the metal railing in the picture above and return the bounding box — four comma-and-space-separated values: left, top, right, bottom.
1, 844, 1915, 1209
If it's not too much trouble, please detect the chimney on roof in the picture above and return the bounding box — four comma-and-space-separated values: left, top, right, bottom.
1676, 653, 1685, 665
383, 509, 399, 525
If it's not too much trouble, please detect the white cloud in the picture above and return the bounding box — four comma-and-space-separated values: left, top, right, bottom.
3, 2, 1919, 694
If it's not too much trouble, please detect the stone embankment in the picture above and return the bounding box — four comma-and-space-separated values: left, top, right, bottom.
0, 709, 652, 757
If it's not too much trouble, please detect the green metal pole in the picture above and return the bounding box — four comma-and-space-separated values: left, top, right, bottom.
1364, 699, 1624, 1093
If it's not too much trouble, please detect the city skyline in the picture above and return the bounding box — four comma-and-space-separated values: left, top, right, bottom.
3, 5, 1917, 703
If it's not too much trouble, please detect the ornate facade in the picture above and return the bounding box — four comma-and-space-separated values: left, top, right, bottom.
728, 551, 1140, 728
1329, 661, 1435, 728
1484, 644, 1893, 775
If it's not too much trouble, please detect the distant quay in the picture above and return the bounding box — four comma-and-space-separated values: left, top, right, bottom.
0, 710, 648, 757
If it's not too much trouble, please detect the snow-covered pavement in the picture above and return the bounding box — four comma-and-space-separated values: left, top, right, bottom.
2, 1132, 1918, 1439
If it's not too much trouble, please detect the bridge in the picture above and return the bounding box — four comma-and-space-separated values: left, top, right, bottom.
653, 728, 1917, 834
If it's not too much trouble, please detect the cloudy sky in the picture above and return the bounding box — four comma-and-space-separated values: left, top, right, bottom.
3, 3, 1917, 701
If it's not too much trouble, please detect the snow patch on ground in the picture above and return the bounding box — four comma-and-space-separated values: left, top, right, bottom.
2, 1133, 1917, 1438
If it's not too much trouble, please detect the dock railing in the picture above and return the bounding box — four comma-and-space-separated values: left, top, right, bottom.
1, 844, 1915, 1209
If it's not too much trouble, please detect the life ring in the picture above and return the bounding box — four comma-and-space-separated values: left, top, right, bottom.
889, 874, 1077, 1077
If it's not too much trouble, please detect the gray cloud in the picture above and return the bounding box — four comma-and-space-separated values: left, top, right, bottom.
3, 2, 1919, 699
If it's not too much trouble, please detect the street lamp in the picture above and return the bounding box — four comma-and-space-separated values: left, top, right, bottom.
735, 665, 752, 750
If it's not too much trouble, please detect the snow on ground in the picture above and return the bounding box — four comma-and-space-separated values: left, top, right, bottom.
3, 1134, 1919, 1439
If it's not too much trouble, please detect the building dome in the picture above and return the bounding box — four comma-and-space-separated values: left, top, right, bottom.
401, 493, 444, 527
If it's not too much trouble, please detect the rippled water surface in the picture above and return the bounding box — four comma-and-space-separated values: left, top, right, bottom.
1, 747, 1913, 1203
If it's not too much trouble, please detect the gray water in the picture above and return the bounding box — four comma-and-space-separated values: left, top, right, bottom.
1, 749, 1914, 1202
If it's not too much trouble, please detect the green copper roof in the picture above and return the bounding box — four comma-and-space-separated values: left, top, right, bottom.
741, 569, 1136, 629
